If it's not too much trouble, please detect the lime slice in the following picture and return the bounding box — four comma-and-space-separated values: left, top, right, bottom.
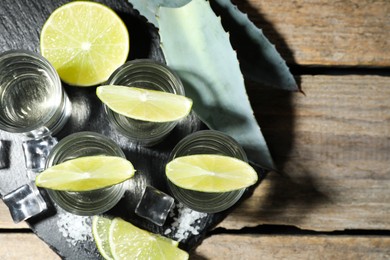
40, 1, 129, 86
96, 85, 193, 122
166, 154, 258, 192
109, 217, 187, 260
35, 156, 135, 191
92, 216, 114, 260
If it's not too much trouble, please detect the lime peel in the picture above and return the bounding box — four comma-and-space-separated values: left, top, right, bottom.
96, 85, 193, 122
35, 156, 135, 191
92, 216, 114, 260
166, 154, 258, 192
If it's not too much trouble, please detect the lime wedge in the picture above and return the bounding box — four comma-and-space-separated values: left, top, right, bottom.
35, 156, 135, 191
109, 217, 187, 260
96, 85, 193, 122
40, 1, 129, 86
166, 154, 258, 192
92, 216, 114, 260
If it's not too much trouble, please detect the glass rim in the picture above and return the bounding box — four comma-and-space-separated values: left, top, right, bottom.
0, 49, 64, 133
169, 129, 248, 161
103, 59, 185, 146
167, 129, 248, 213
106, 58, 185, 95
44, 131, 127, 216
45, 131, 125, 167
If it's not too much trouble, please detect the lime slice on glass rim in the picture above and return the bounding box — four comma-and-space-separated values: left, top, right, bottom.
35, 156, 135, 191
96, 85, 193, 122
108, 217, 187, 260
40, 1, 129, 86
166, 154, 258, 192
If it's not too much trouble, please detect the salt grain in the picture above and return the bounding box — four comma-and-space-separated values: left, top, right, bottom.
56, 209, 92, 246
165, 203, 207, 242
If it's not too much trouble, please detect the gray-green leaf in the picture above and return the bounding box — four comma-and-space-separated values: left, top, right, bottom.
128, 0, 297, 91
157, 0, 275, 170
210, 0, 298, 91
127, 0, 191, 27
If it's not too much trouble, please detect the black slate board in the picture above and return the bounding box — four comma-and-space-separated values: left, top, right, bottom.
0, 1, 264, 259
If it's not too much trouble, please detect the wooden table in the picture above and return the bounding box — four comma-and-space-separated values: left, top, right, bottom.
1, 0, 390, 259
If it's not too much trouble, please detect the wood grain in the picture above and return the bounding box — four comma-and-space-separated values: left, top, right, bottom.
0, 202, 28, 229
219, 75, 390, 231
234, 0, 390, 66
193, 234, 390, 259
0, 233, 60, 259
1, 233, 388, 259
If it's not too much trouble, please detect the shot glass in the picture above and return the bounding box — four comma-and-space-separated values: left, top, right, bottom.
0, 50, 71, 137
104, 59, 185, 146
167, 130, 248, 213
44, 131, 128, 216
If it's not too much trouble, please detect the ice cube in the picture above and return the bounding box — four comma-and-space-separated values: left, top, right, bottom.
2, 183, 47, 223
0, 140, 10, 169
22, 135, 57, 172
135, 186, 175, 226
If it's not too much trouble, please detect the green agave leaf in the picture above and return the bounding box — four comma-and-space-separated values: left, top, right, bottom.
128, 0, 297, 91
158, 0, 275, 170
127, 0, 191, 27
210, 0, 298, 91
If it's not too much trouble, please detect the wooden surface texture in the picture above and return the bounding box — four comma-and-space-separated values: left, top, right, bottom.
193, 234, 390, 260
221, 75, 390, 232
1, 0, 390, 259
237, 0, 390, 66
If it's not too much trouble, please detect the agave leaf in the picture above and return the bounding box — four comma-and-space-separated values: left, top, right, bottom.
128, 0, 297, 91
127, 0, 191, 27
210, 0, 298, 91
158, 0, 275, 170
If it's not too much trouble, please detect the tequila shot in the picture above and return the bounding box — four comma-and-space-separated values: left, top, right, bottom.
104, 59, 185, 146
0, 50, 71, 137
167, 130, 248, 213
45, 132, 128, 216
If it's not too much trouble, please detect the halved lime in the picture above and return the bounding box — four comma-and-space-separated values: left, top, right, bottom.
40, 1, 129, 86
109, 217, 187, 260
92, 216, 114, 260
166, 154, 258, 192
35, 156, 135, 191
96, 85, 193, 122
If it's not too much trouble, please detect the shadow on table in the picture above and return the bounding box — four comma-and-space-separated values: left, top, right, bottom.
242, 3, 331, 225
214, 0, 330, 230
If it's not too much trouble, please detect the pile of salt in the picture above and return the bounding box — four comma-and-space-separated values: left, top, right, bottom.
164, 203, 207, 242
57, 209, 92, 247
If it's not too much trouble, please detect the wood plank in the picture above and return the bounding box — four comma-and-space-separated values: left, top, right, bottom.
0, 233, 60, 259
219, 75, 390, 231
0, 233, 389, 259
235, 0, 390, 66
193, 234, 390, 259
0, 201, 29, 229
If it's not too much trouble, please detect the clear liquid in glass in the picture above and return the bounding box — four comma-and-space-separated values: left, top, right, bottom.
0, 69, 57, 128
